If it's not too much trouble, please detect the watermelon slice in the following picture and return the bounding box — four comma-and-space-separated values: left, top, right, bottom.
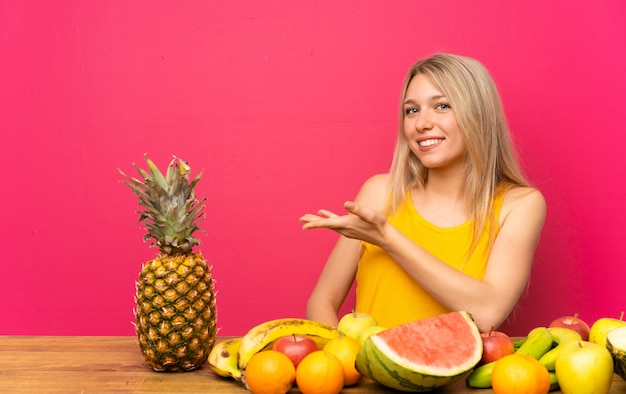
355, 311, 482, 392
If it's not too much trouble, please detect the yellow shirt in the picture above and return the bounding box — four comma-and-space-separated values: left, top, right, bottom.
355, 185, 510, 328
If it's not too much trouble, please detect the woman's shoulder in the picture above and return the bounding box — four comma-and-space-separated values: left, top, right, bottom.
355, 173, 392, 210
362, 173, 391, 188
502, 184, 545, 204
499, 184, 546, 224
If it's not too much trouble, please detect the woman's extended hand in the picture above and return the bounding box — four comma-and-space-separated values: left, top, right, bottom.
299, 201, 392, 246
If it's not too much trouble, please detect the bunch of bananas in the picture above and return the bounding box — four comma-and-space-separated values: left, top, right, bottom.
466, 326, 582, 390
208, 318, 341, 381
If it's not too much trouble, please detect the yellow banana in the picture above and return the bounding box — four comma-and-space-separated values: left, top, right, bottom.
310, 333, 338, 348
466, 361, 496, 388
539, 327, 582, 371
515, 326, 554, 360
237, 318, 341, 370
208, 337, 242, 380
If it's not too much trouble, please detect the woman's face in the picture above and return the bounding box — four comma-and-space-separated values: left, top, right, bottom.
402, 74, 467, 172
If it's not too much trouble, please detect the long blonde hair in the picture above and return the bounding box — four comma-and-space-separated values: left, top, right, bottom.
388, 53, 530, 253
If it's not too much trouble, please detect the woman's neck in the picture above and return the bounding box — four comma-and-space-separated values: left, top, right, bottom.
423, 166, 466, 202
410, 167, 468, 227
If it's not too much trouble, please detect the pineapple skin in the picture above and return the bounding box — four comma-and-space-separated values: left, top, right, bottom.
135, 252, 217, 372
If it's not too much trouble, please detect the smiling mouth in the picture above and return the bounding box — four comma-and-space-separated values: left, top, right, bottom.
418, 138, 444, 147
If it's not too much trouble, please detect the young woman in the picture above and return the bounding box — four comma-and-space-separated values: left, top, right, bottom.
300, 53, 546, 333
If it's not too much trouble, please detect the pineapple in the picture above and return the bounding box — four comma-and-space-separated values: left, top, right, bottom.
119, 154, 217, 372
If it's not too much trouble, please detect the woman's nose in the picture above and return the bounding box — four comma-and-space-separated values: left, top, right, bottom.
415, 111, 433, 132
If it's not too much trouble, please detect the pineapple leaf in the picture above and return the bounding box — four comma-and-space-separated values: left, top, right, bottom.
121, 155, 206, 255
131, 164, 151, 183
189, 170, 204, 190
173, 155, 190, 175
144, 154, 169, 192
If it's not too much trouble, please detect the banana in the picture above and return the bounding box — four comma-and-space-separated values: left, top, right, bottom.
548, 371, 560, 392
466, 361, 496, 388
237, 318, 341, 370
539, 327, 582, 371
309, 333, 337, 349
208, 337, 243, 380
515, 326, 554, 360
264, 334, 337, 350
513, 337, 527, 350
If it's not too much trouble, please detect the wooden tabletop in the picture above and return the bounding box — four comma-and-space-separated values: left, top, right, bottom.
1, 336, 625, 393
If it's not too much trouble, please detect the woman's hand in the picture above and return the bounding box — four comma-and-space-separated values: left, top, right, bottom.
300, 201, 392, 246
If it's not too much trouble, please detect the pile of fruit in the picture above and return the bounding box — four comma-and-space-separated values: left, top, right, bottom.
209, 310, 485, 393
468, 312, 626, 394
208, 311, 626, 393
208, 312, 382, 393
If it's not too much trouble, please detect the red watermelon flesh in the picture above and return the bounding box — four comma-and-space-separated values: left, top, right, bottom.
355, 311, 482, 391
377, 311, 481, 372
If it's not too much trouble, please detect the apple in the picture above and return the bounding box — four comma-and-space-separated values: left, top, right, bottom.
272, 334, 319, 368
549, 313, 591, 341
355, 325, 387, 345
589, 312, 626, 348
479, 328, 514, 365
555, 341, 614, 394
337, 311, 378, 340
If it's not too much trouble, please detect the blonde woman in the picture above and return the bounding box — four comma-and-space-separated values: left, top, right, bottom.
300, 53, 546, 333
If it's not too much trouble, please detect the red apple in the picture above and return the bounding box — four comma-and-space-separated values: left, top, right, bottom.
272, 334, 319, 368
549, 313, 591, 341
479, 329, 514, 365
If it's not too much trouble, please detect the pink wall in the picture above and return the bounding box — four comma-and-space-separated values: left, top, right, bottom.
1, 1, 625, 337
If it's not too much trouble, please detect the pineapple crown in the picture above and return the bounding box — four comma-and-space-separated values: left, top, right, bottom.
119, 154, 206, 255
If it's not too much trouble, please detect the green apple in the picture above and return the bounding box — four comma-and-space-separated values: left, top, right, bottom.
337, 311, 378, 340
555, 341, 614, 394
355, 325, 387, 345
589, 312, 626, 348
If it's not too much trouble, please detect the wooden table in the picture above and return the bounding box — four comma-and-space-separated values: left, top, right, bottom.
1, 336, 625, 393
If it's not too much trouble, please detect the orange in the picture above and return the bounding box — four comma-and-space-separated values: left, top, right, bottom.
491, 354, 550, 394
295, 350, 344, 394
322, 335, 363, 386
244, 350, 295, 394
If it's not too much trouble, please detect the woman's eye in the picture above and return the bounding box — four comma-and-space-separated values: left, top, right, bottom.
405, 107, 418, 115
436, 103, 451, 110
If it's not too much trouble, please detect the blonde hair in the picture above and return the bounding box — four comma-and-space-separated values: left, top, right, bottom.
388, 53, 530, 254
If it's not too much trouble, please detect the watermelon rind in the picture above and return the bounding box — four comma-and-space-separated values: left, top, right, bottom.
355, 311, 482, 392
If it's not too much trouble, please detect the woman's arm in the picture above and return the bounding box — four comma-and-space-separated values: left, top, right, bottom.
303, 174, 391, 326
302, 186, 546, 332
386, 187, 545, 331
305, 235, 361, 326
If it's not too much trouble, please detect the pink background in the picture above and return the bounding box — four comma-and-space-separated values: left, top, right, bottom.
1, 1, 625, 337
